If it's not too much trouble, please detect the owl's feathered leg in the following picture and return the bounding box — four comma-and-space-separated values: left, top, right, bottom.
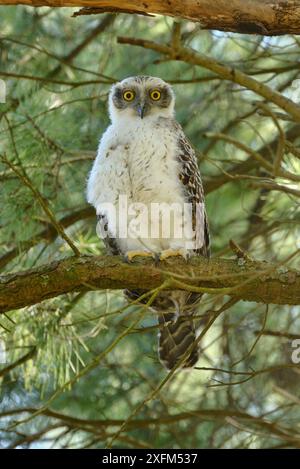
158, 311, 198, 370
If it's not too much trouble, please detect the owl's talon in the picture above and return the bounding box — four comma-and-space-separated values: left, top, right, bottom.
159, 248, 190, 262
124, 250, 156, 263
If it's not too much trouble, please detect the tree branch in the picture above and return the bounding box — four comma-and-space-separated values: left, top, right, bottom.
2, 406, 300, 446
204, 124, 300, 194
0, 347, 37, 377
0, 205, 94, 270
117, 36, 300, 123
1, 1, 300, 36
0, 254, 299, 313
1, 154, 81, 256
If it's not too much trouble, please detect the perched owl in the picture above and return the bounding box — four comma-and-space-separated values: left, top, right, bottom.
87, 76, 210, 370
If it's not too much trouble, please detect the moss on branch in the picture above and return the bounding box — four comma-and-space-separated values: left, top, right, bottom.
0, 254, 299, 313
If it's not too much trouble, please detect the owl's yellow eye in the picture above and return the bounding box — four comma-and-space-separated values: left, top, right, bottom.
150, 89, 161, 101
123, 90, 135, 101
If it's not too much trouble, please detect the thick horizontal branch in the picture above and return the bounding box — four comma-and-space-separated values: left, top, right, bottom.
1, 1, 300, 35
0, 254, 299, 313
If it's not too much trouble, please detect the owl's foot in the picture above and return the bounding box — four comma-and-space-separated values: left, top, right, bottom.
159, 248, 190, 262
124, 250, 158, 263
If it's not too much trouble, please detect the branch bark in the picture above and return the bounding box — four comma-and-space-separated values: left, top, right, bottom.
0, 254, 299, 313
1, 1, 300, 35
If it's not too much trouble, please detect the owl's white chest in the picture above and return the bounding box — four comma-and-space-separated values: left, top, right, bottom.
88, 119, 182, 204
87, 118, 191, 253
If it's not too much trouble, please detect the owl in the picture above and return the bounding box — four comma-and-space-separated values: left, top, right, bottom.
87, 76, 210, 370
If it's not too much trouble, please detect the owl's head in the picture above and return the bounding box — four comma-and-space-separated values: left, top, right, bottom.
108, 76, 175, 123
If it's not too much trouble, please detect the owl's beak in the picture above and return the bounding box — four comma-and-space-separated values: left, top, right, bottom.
136, 103, 146, 119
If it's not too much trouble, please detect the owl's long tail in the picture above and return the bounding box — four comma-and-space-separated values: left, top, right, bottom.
158, 312, 198, 370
